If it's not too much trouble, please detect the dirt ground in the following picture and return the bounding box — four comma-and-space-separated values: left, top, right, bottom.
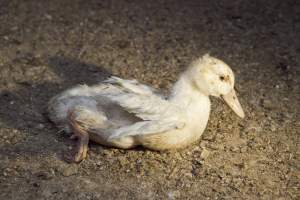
0, 0, 299, 199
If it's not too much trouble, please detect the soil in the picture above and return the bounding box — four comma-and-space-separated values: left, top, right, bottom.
0, 0, 299, 199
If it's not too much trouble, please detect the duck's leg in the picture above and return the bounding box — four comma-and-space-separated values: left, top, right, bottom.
66, 110, 89, 163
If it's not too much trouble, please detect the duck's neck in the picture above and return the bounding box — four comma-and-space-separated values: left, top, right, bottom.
169, 73, 211, 130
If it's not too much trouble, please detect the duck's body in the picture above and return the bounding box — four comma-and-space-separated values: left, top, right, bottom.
48, 54, 244, 162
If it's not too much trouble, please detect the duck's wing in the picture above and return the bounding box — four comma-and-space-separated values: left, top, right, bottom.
109, 119, 185, 139
95, 77, 186, 138
102, 76, 158, 96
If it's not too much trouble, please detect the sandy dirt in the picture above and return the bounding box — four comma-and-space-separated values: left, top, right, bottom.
0, 0, 299, 199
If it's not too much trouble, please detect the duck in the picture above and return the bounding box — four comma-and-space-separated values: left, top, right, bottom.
48, 54, 245, 162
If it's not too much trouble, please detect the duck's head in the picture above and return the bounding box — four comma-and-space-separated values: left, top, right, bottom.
189, 54, 245, 118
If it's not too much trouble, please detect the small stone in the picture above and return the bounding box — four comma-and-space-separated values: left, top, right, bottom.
231, 165, 242, 176
200, 141, 208, 148
62, 165, 78, 177
240, 146, 247, 153
270, 124, 276, 132
200, 149, 210, 160
168, 190, 180, 200
202, 133, 215, 141
44, 14, 52, 20
261, 99, 273, 109
36, 123, 45, 129
36, 171, 53, 180
49, 168, 55, 175
230, 146, 240, 152
184, 172, 193, 179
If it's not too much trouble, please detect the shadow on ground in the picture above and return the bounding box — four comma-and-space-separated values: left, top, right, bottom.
0, 55, 111, 158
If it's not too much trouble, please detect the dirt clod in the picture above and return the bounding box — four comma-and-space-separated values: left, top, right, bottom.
62, 165, 78, 177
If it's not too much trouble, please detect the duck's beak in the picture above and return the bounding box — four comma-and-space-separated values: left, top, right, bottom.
221, 89, 245, 118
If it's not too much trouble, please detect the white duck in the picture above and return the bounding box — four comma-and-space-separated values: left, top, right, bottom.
48, 54, 244, 162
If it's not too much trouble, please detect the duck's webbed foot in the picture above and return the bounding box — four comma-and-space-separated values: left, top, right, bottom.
65, 110, 89, 163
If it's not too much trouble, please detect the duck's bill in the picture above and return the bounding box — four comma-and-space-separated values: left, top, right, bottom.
221, 89, 245, 118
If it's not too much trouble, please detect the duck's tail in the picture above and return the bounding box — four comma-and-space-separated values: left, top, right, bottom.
47, 85, 100, 133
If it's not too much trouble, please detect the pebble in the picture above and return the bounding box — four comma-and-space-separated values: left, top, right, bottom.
36, 171, 53, 180
62, 165, 78, 177
200, 141, 208, 148
36, 123, 45, 129
200, 149, 210, 160
230, 146, 240, 153
261, 99, 274, 109
240, 146, 247, 153
270, 123, 276, 132
202, 133, 215, 141
231, 165, 242, 176
184, 172, 193, 179
44, 14, 52, 20
168, 191, 180, 200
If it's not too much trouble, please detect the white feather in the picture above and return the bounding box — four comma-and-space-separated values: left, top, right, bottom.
94, 77, 186, 137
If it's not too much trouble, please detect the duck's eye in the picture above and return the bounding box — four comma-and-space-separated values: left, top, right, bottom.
219, 76, 225, 81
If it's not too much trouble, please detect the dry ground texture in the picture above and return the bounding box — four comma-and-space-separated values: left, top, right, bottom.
0, 0, 299, 199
